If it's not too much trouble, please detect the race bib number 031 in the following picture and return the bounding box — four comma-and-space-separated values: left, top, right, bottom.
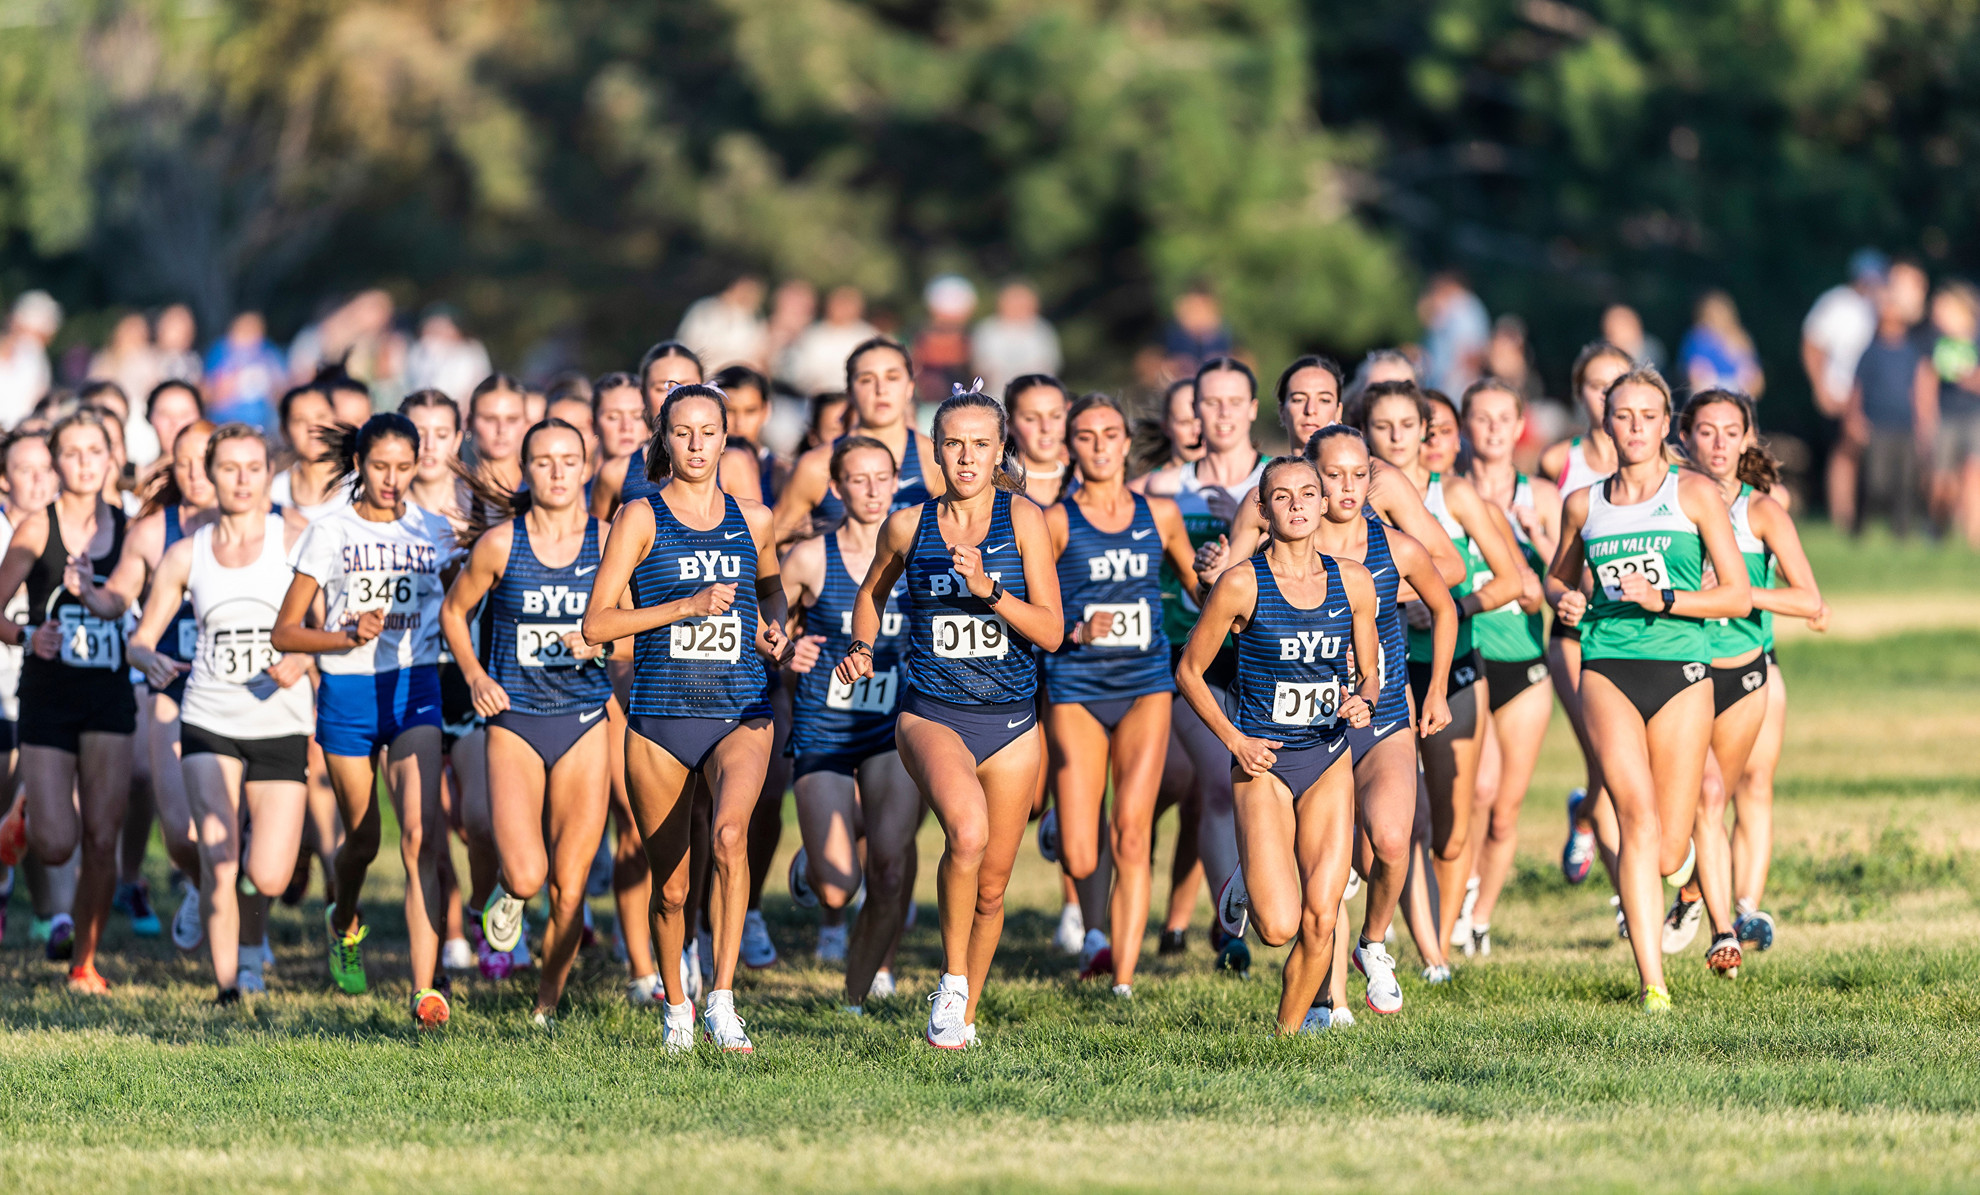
931, 613, 1008, 659
1594, 551, 1668, 602
1272, 679, 1341, 727
57, 607, 121, 670
1083, 601, 1151, 650
207, 627, 277, 684
827, 668, 898, 713
516, 623, 582, 668
669, 615, 742, 662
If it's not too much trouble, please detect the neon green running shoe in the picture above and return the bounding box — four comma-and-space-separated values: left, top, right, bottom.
324, 908, 370, 995
1641, 984, 1672, 1014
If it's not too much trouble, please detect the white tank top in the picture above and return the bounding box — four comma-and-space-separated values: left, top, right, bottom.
270, 467, 352, 523
1558, 437, 1609, 498
179, 514, 315, 738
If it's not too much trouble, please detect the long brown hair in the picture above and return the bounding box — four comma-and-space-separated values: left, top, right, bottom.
139, 419, 219, 517
1679, 387, 1781, 491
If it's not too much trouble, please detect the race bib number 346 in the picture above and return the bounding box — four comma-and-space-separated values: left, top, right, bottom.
1272, 680, 1341, 727
347, 571, 416, 613
1594, 551, 1667, 602
931, 613, 1008, 659
669, 615, 742, 662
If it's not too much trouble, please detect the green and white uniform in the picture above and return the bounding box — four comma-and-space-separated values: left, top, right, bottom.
1471, 474, 1547, 663
1406, 473, 1476, 664
1707, 484, 1772, 663
1160, 455, 1266, 684
1580, 467, 1707, 663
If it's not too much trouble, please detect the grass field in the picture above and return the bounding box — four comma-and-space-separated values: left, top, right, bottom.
2, 531, 1977, 1194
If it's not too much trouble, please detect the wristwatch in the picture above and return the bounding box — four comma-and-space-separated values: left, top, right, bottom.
985, 579, 1007, 607
1659, 588, 1677, 613
848, 640, 873, 657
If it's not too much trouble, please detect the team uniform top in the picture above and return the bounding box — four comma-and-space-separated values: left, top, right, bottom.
1233, 553, 1355, 750
23, 503, 127, 682
1160, 455, 1266, 664
1406, 473, 1475, 663
269, 470, 352, 522
1557, 437, 1609, 498
901, 490, 1036, 705
1579, 466, 1707, 663
179, 513, 314, 738
0, 514, 26, 722
790, 530, 905, 756
1043, 493, 1171, 704
814, 431, 932, 527
156, 507, 198, 674
1471, 474, 1547, 662
621, 446, 659, 509
288, 503, 457, 675
628, 492, 770, 720
1358, 506, 1409, 726
484, 516, 612, 716
1708, 484, 1773, 659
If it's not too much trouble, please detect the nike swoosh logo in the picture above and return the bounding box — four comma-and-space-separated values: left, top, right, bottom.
414, 705, 437, 715
1131, 529, 1154, 540
574, 565, 597, 576
1006, 714, 1033, 729
723, 718, 736, 724
1369, 567, 1389, 577
579, 708, 603, 723
1326, 606, 1348, 618
724, 530, 748, 540
984, 543, 1011, 554
1373, 722, 1399, 736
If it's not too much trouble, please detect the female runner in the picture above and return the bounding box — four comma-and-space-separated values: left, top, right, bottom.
273, 413, 457, 1027
833, 386, 1063, 1049
1006, 374, 1072, 507
581, 383, 792, 1054
1664, 390, 1824, 976
1458, 378, 1562, 956
442, 418, 613, 1026
1540, 342, 1634, 886
773, 338, 942, 544
126, 425, 312, 1002
781, 435, 919, 1010
270, 382, 354, 520
0, 430, 60, 953
1045, 393, 1197, 995
1179, 455, 1380, 1033
1544, 366, 1751, 1011
591, 341, 737, 521
0, 410, 136, 991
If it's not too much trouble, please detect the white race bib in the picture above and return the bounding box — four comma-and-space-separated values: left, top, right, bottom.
176, 619, 199, 659
1272, 679, 1341, 727
57, 607, 120, 670
827, 667, 898, 714
669, 615, 743, 662
1083, 601, 1152, 650
208, 627, 278, 684
347, 571, 416, 614
515, 622, 582, 668
1594, 551, 1668, 602
931, 613, 1008, 659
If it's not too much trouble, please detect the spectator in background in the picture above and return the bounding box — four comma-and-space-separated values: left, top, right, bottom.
1418, 270, 1489, 395
204, 311, 288, 432
1346, 346, 1418, 411
87, 313, 164, 466
287, 288, 405, 407
144, 379, 204, 486
1485, 314, 1542, 403
972, 281, 1060, 400
1926, 281, 1980, 546
1601, 303, 1667, 372
913, 275, 979, 405
1847, 278, 1937, 537
0, 290, 61, 428
764, 279, 817, 386
779, 284, 877, 397
1161, 283, 1233, 377
677, 274, 769, 371
154, 303, 202, 385
1803, 249, 1887, 528
1679, 289, 1765, 397
403, 305, 493, 402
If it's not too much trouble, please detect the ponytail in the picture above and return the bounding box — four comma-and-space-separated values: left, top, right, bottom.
932, 384, 1026, 495
139, 419, 218, 517
1677, 386, 1779, 490
644, 384, 729, 483
325, 413, 421, 501
1736, 446, 1782, 492
453, 417, 591, 551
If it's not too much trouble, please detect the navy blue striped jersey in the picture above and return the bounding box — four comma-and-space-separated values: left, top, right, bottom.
1042, 493, 1171, 703
628, 492, 770, 719
1362, 506, 1408, 725
790, 529, 905, 754
1233, 553, 1355, 749
622, 445, 657, 509
901, 491, 1036, 704
160, 506, 197, 665
814, 431, 931, 526
484, 516, 613, 716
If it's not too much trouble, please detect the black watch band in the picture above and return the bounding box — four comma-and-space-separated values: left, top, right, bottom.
986, 579, 1007, 606
849, 640, 873, 657
1660, 587, 1677, 613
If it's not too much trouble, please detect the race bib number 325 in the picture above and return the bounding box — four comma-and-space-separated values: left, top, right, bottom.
1272, 680, 1341, 727
931, 613, 1008, 659
1594, 551, 1668, 602
669, 615, 742, 662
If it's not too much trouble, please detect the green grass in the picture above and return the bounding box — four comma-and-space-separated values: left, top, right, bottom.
1795, 520, 1980, 594
3, 626, 1978, 1193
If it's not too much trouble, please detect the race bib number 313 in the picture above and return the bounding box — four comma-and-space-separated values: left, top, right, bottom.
931, 613, 1008, 659
1272, 680, 1341, 727
1594, 551, 1668, 602
208, 627, 277, 684
669, 615, 742, 662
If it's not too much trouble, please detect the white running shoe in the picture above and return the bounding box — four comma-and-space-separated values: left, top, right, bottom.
1079, 927, 1109, 970
1330, 1006, 1356, 1028
1343, 868, 1362, 902
237, 950, 267, 993
663, 999, 696, 1054
1451, 875, 1480, 948
925, 976, 970, 1049
626, 973, 663, 1007
442, 937, 475, 971
1216, 869, 1251, 939
1052, 903, 1085, 954
482, 883, 527, 953
1112, 983, 1133, 999
702, 990, 753, 1053
816, 923, 848, 962
1666, 840, 1697, 889
1612, 895, 1630, 940
172, 886, 203, 951
1470, 925, 1491, 958
681, 937, 704, 1004
1300, 1006, 1332, 1034
869, 968, 896, 998
741, 909, 779, 969
1036, 807, 1060, 864
964, 1023, 978, 1045
1352, 942, 1404, 1014
788, 848, 819, 909
1421, 964, 1451, 984
1662, 891, 1704, 954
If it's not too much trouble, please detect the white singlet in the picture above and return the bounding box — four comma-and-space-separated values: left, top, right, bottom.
270, 467, 352, 523
288, 503, 457, 675
0, 513, 23, 723
1557, 436, 1609, 498
179, 514, 315, 738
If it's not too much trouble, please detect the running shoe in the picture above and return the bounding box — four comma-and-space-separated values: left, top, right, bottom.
29, 914, 53, 944
67, 963, 110, 994
1421, 964, 1451, 984
1330, 1006, 1356, 1028
1561, 788, 1595, 884
1343, 868, 1361, 902
663, 1000, 697, 1054
1735, 909, 1776, 951
477, 936, 515, 980
323, 909, 369, 995
627, 973, 663, 1007
702, 990, 753, 1053
412, 986, 450, 1029
1077, 927, 1111, 980
1215, 936, 1252, 976
787, 848, 819, 909
741, 909, 779, 969
1707, 932, 1742, 979
1641, 985, 1672, 1014
925, 977, 969, 1050
1052, 902, 1085, 954
171, 885, 203, 951
1352, 942, 1404, 1014
532, 1010, 555, 1032
1036, 807, 1060, 864
118, 880, 161, 938
1661, 889, 1704, 955
815, 923, 848, 963
238, 954, 267, 994
481, 882, 527, 953
45, 912, 74, 961
1299, 1005, 1332, 1034
1451, 875, 1479, 948
1158, 928, 1188, 956
442, 937, 475, 972
1216, 869, 1251, 939
1112, 983, 1133, 999
1469, 925, 1491, 958
1611, 894, 1630, 940
1666, 841, 1697, 889
509, 928, 532, 968
869, 968, 896, 998
214, 987, 241, 1008
0, 803, 26, 867
681, 936, 704, 1004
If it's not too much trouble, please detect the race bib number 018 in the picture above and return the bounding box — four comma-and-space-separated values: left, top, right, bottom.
1083, 601, 1151, 650
57, 607, 120, 670
931, 613, 1008, 659
1272, 679, 1341, 727
827, 668, 898, 713
208, 627, 277, 684
516, 622, 582, 668
347, 571, 416, 613
669, 615, 742, 662
1594, 551, 1667, 602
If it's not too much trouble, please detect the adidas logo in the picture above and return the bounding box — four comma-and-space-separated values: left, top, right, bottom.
1653, 504, 1675, 516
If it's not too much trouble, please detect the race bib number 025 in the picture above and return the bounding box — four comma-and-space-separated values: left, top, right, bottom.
516, 623, 582, 668
1594, 551, 1667, 602
1272, 679, 1341, 727
931, 613, 1008, 659
57, 606, 120, 670
669, 615, 742, 662
1083, 601, 1151, 650
827, 668, 898, 713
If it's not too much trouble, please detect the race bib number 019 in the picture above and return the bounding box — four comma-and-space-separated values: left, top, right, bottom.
57, 607, 120, 670
208, 627, 277, 684
931, 613, 1008, 659
1272, 679, 1341, 727
1594, 551, 1667, 602
347, 571, 416, 613
1083, 601, 1151, 650
516, 623, 582, 668
669, 615, 742, 662
827, 668, 898, 713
